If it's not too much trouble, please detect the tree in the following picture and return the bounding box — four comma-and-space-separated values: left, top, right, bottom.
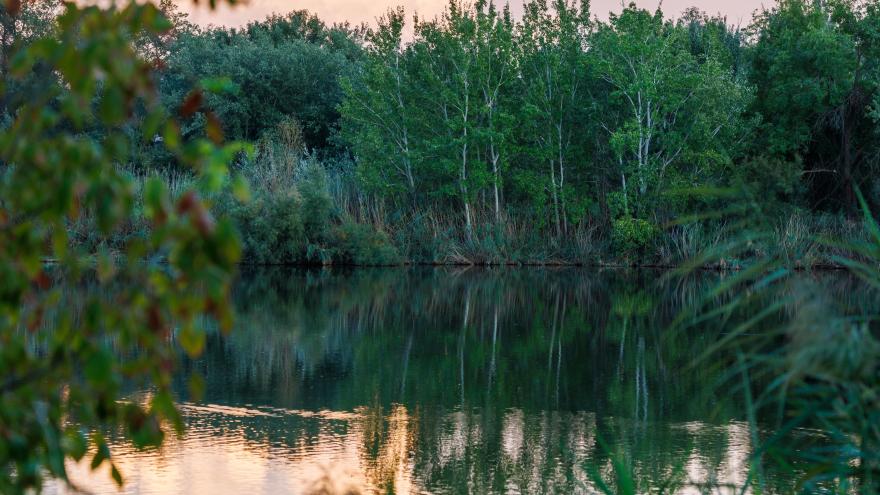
0, 1, 245, 492
136, 0, 195, 63
411, 1, 492, 238
160, 12, 361, 153
590, 4, 751, 220
0, 0, 62, 119
340, 8, 422, 198
341, 1, 518, 230
473, 0, 516, 223
747, 0, 880, 214
515, 0, 592, 236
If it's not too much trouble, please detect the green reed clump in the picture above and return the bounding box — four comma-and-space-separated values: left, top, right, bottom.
675, 192, 880, 494
225, 191, 305, 264
329, 222, 400, 265
63, 170, 196, 255
217, 125, 400, 265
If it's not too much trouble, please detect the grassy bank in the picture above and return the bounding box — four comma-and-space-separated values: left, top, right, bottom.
63, 155, 867, 270
220, 149, 871, 268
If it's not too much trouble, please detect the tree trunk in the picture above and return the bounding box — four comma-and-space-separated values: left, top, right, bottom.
550, 158, 562, 238
842, 102, 856, 218
557, 123, 568, 235
461, 137, 473, 240
490, 137, 501, 224
493, 158, 501, 224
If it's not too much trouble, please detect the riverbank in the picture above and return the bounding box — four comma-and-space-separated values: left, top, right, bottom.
63, 168, 867, 270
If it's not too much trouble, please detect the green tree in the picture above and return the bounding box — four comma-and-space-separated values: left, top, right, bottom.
0, 1, 245, 492
747, 0, 880, 214
340, 8, 422, 198
473, 0, 516, 223
160, 12, 361, 152
590, 4, 751, 220
0, 0, 62, 119
411, 1, 491, 238
515, 0, 592, 236
341, 1, 518, 230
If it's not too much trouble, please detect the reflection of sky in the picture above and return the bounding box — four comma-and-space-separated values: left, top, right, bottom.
180, 0, 767, 30
47, 404, 756, 495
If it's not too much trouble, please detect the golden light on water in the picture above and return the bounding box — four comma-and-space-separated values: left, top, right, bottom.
49, 405, 763, 495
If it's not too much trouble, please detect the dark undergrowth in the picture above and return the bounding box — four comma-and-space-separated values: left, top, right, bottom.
60, 161, 868, 269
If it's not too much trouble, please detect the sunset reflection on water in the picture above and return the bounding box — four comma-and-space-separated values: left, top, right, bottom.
53, 404, 756, 494
45, 267, 845, 494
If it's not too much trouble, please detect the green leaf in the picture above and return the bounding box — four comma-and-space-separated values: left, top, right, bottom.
85, 348, 114, 387
90, 441, 110, 471
231, 174, 251, 203
151, 392, 182, 432
200, 77, 239, 95
163, 121, 181, 151
62, 429, 88, 462
142, 109, 166, 141
96, 247, 116, 283
178, 324, 205, 358
111, 464, 123, 487
99, 86, 126, 125
143, 177, 167, 220
188, 373, 206, 402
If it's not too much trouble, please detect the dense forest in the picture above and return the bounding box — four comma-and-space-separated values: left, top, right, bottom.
5, 0, 880, 265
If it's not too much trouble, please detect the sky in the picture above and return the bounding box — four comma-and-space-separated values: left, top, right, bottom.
181, 0, 771, 30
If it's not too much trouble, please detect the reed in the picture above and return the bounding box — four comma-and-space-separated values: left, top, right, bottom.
674, 193, 880, 493
55, 147, 870, 269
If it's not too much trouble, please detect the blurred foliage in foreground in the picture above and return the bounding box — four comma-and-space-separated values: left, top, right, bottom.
0, 0, 246, 492
662, 190, 880, 494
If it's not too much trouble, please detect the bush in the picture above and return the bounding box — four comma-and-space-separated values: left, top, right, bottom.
612, 216, 657, 256
331, 222, 401, 265
221, 154, 399, 265
228, 193, 305, 264
298, 159, 333, 243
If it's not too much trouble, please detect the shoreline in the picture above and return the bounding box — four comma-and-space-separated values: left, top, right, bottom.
41, 255, 856, 271
234, 260, 851, 271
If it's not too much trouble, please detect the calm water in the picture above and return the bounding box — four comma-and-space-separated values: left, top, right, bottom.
48, 267, 868, 494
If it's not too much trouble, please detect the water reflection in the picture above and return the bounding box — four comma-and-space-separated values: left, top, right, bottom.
48, 267, 869, 494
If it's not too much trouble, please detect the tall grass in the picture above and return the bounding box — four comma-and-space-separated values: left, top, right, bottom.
63, 168, 197, 254
671, 192, 880, 493
218, 129, 401, 266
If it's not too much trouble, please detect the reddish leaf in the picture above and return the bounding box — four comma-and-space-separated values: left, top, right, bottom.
33, 270, 51, 290
205, 112, 224, 144
147, 304, 164, 334
5, 0, 21, 16
193, 204, 216, 235
27, 307, 43, 333
178, 90, 202, 118
176, 191, 197, 214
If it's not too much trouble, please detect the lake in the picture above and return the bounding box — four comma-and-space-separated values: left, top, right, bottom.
48, 267, 865, 494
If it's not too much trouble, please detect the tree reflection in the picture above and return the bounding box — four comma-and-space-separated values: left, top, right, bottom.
52, 267, 872, 494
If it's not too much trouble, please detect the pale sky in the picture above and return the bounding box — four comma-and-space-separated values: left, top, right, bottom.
181, 0, 770, 30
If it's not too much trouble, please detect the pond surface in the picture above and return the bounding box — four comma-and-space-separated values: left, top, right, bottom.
49, 267, 866, 494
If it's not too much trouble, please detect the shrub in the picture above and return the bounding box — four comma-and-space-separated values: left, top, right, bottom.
297, 159, 333, 243
331, 222, 400, 265
229, 193, 305, 264
612, 216, 657, 256
606, 191, 630, 219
